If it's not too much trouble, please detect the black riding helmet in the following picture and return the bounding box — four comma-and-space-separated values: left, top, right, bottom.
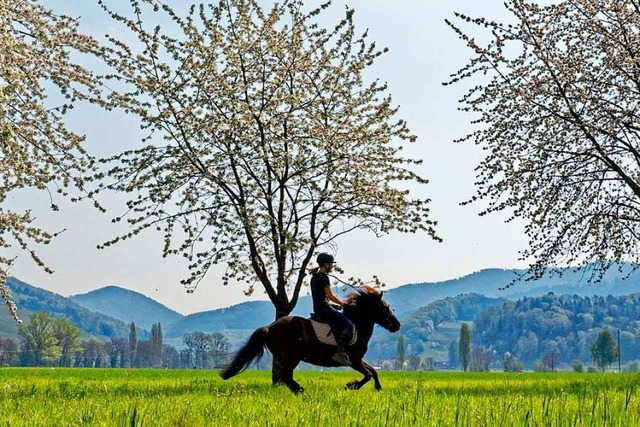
316, 252, 335, 265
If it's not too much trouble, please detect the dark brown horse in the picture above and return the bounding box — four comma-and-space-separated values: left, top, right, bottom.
220, 285, 400, 392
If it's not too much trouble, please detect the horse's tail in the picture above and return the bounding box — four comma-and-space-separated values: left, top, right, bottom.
220, 326, 268, 380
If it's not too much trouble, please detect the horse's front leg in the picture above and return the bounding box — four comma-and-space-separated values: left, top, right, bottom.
362, 360, 382, 390
345, 358, 373, 390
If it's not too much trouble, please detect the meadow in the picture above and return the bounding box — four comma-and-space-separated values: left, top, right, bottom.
0, 368, 639, 426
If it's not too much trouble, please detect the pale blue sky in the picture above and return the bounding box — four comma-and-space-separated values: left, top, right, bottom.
8, 1, 528, 314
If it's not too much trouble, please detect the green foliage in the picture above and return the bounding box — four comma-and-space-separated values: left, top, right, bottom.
407, 354, 422, 371
502, 352, 523, 372
128, 322, 137, 368
396, 335, 405, 370
149, 323, 163, 368
458, 323, 471, 372
592, 329, 618, 373
448, 340, 458, 370
0, 337, 17, 366
18, 312, 60, 366
51, 318, 82, 367
0, 370, 639, 425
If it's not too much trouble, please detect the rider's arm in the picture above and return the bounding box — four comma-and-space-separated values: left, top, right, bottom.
324, 286, 345, 306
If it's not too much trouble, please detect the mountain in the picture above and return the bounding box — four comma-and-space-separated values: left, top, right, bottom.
2, 277, 130, 340
162, 295, 316, 339
7, 265, 640, 349
163, 301, 273, 338
70, 286, 184, 331
382, 266, 640, 316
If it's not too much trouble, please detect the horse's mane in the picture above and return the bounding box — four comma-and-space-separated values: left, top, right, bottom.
345, 285, 380, 306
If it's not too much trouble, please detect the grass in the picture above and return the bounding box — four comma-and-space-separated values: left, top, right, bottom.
0, 368, 639, 426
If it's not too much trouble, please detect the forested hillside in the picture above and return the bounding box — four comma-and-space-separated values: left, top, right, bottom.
5, 278, 130, 340
368, 294, 506, 360
473, 293, 640, 368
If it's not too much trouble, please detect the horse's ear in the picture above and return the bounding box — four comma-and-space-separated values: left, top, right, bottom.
379, 290, 384, 299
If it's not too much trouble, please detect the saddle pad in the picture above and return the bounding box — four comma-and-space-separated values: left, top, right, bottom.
309, 319, 357, 346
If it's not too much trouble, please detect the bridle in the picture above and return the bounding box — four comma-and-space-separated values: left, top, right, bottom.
355, 287, 397, 330
377, 300, 398, 330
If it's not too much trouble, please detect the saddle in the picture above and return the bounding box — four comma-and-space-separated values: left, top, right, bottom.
309, 313, 357, 346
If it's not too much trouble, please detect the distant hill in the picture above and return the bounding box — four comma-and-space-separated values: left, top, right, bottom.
162, 295, 318, 339
163, 301, 273, 338
70, 286, 183, 330
7, 265, 640, 350
162, 266, 640, 342
2, 277, 131, 340
382, 266, 640, 316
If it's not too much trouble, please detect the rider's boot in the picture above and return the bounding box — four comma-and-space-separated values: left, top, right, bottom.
332, 346, 350, 366
331, 329, 353, 366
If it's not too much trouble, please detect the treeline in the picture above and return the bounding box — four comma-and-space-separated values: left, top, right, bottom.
0, 312, 230, 369
473, 293, 640, 368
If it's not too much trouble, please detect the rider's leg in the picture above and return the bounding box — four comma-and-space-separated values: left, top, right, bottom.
316, 306, 354, 365
331, 311, 354, 366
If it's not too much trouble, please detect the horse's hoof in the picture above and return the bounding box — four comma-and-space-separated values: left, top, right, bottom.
345, 381, 359, 390
374, 384, 382, 391
293, 387, 305, 394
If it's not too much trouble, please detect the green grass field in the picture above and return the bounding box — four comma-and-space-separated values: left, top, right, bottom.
1, 368, 639, 426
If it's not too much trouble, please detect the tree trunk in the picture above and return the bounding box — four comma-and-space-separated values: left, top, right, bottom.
274, 307, 289, 320
273, 296, 291, 321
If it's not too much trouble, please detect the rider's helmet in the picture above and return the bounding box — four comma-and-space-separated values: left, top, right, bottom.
316, 253, 335, 265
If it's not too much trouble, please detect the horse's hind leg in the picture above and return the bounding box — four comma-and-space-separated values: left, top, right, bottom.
272, 357, 304, 393
285, 372, 304, 393
271, 358, 285, 385
282, 363, 304, 393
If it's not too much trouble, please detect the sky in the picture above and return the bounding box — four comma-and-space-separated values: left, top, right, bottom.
7, 1, 530, 315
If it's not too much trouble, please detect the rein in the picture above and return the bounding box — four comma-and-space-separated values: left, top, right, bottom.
327, 274, 359, 290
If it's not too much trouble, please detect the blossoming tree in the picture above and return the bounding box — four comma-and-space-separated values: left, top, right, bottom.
96, 0, 438, 319
447, 0, 640, 282
0, 0, 99, 320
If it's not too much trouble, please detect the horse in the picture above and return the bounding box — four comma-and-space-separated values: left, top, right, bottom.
220, 285, 401, 392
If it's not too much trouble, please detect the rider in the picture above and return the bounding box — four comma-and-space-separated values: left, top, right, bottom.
309, 252, 353, 366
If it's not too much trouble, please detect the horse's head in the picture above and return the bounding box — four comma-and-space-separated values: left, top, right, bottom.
348, 285, 400, 332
